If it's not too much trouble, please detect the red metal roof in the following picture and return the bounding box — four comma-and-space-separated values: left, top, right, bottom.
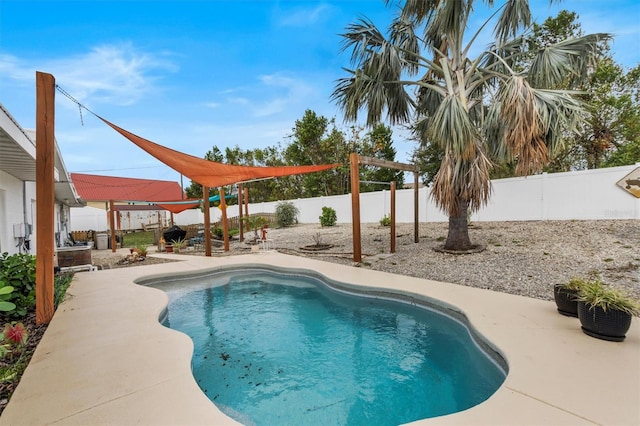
70, 173, 184, 202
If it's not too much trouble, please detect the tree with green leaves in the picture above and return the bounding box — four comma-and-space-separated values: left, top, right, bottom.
333, 0, 607, 251
284, 109, 352, 197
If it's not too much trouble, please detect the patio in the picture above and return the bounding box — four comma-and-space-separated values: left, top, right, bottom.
1, 252, 638, 425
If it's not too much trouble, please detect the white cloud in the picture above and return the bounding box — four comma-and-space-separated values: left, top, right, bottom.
0, 54, 32, 83
0, 43, 178, 107
276, 4, 333, 27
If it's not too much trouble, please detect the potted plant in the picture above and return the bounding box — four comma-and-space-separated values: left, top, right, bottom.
554, 277, 586, 317
576, 279, 640, 342
171, 238, 187, 253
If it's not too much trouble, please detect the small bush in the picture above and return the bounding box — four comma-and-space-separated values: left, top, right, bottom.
380, 214, 391, 227
0, 253, 36, 317
54, 273, 73, 309
319, 207, 337, 227
275, 201, 299, 227
213, 227, 224, 238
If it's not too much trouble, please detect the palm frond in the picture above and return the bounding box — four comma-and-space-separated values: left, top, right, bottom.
427, 94, 478, 161
390, 15, 421, 75
494, 0, 531, 43
528, 33, 611, 89
534, 88, 586, 156
431, 147, 492, 215
392, 0, 439, 23
426, 0, 471, 59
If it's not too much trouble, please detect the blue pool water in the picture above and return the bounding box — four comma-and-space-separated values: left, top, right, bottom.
155, 268, 506, 426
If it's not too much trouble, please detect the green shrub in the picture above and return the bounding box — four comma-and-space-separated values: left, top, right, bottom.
275, 201, 299, 227
380, 214, 391, 227
213, 227, 224, 238
54, 273, 73, 309
319, 207, 337, 227
0, 253, 36, 317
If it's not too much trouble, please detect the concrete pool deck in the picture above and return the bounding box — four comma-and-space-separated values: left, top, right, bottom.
1, 252, 639, 425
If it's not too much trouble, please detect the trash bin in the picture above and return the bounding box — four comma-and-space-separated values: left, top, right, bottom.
96, 233, 108, 250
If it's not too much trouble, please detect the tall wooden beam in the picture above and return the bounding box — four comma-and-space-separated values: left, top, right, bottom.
203, 186, 211, 256
238, 184, 244, 242
350, 153, 361, 262
35, 71, 55, 325
109, 200, 116, 252
244, 187, 249, 217
414, 172, 419, 243
391, 181, 396, 253
220, 188, 230, 251
358, 156, 419, 173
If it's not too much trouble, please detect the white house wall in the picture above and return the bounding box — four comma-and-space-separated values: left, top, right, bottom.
0, 169, 35, 254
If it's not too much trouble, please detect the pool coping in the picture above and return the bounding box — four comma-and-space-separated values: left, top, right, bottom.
1, 252, 639, 425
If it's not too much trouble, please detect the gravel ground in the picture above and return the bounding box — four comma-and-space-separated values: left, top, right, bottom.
93, 220, 640, 301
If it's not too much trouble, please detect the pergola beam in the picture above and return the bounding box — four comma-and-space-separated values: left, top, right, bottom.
350, 153, 419, 262
35, 71, 55, 325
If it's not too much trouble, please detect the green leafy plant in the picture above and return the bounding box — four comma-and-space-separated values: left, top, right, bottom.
133, 245, 148, 257
0, 253, 36, 317
275, 201, 299, 227
0, 286, 16, 313
379, 214, 391, 227
242, 216, 268, 243
319, 206, 337, 227
171, 238, 188, 253
577, 279, 640, 317
54, 273, 73, 309
212, 227, 224, 239
561, 277, 589, 292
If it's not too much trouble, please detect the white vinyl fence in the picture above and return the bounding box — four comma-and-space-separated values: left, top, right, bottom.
72, 164, 639, 231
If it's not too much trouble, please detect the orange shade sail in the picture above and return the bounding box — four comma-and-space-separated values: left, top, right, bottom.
99, 117, 340, 188
156, 200, 200, 214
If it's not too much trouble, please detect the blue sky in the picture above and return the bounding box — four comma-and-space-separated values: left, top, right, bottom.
1, 0, 639, 185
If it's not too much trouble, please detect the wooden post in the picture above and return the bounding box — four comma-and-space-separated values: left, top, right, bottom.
391, 181, 396, 253
204, 186, 211, 256
350, 153, 361, 262
109, 200, 116, 252
35, 71, 55, 325
238, 183, 244, 242
414, 171, 419, 243
220, 188, 229, 251
244, 187, 249, 217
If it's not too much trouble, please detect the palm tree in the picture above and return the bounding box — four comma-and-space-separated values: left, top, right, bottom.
332, 0, 608, 251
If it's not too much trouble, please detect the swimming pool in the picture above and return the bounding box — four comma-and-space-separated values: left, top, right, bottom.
151, 266, 507, 425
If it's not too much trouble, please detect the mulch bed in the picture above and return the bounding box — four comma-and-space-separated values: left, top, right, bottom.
0, 312, 47, 415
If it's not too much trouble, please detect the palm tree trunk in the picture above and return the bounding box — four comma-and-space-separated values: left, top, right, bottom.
444, 197, 472, 251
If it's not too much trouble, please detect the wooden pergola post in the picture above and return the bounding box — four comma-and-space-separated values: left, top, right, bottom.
414, 171, 419, 243
203, 186, 211, 256
35, 71, 55, 325
238, 183, 244, 242
220, 188, 229, 251
109, 200, 116, 252
350, 154, 419, 262
244, 187, 249, 217
350, 153, 362, 262
391, 181, 396, 253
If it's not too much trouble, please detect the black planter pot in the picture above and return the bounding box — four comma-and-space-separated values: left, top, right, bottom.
554, 284, 579, 317
577, 301, 633, 342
